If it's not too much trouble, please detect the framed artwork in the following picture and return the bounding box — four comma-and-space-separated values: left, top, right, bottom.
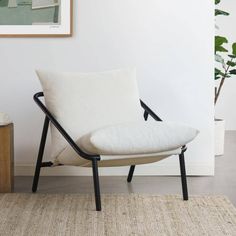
0, 0, 72, 37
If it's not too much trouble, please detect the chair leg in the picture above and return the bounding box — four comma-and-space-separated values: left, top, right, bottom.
127, 165, 135, 183
92, 159, 101, 211
32, 117, 49, 193
179, 151, 188, 200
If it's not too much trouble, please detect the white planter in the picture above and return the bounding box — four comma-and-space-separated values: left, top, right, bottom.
214, 119, 225, 156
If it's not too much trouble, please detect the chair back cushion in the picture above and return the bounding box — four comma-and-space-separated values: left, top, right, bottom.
36, 69, 143, 159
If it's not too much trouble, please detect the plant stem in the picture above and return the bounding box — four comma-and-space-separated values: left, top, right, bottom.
214, 59, 233, 105
215, 76, 226, 105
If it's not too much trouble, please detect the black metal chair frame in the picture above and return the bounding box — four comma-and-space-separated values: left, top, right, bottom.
32, 92, 188, 211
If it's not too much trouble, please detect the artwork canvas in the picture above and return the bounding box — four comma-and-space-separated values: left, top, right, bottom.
0, 0, 72, 36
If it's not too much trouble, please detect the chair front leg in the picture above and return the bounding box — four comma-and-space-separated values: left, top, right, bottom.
32, 116, 49, 192
127, 165, 135, 182
179, 148, 188, 200
92, 159, 101, 211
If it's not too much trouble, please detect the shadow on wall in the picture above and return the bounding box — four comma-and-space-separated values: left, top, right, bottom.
16, 142, 52, 166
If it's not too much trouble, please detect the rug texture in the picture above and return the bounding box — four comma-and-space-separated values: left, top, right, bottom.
0, 194, 235, 236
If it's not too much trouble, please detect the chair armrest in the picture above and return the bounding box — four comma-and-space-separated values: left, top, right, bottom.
34, 92, 100, 161
140, 100, 162, 121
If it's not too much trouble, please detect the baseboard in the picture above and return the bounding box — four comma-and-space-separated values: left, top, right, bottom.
15, 164, 214, 176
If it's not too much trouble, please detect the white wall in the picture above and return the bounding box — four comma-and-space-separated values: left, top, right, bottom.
215, 0, 236, 130
0, 0, 215, 176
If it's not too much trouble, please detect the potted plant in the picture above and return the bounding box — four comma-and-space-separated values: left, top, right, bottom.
215, 0, 236, 155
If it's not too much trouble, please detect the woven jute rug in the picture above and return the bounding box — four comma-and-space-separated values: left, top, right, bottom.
0, 194, 235, 236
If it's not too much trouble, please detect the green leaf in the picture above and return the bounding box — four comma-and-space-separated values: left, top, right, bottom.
215, 68, 225, 77
229, 69, 236, 75
215, 36, 228, 46
215, 45, 228, 52
215, 0, 221, 4
228, 54, 236, 59
232, 43, 236, 56
226, 61, 236, 67
215, 9, 230, 16
215, 36, 228, 52
215, 54, 224, 63
215, 68, 221, 74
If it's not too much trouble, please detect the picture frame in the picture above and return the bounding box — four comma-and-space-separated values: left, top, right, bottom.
0, 0, 73, 37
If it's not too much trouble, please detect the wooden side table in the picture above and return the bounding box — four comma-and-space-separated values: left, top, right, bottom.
0, 123, 14, 193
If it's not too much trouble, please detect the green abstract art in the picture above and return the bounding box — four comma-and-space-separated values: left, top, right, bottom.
0, 0, 71, 37
0, 0, 60, 25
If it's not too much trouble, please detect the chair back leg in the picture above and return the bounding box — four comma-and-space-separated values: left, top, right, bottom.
179, 151, 188, 200
92, 159, 101, 211
32, 116, 49, 192
127, 165, 135, 182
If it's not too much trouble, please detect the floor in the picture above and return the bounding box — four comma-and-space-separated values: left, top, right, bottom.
15, 131, 236, 206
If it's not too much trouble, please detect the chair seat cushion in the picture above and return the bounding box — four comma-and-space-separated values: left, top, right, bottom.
78, 121, 199, 155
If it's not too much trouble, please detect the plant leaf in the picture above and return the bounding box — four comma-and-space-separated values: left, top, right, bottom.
215, 68, 221, 74
215, 68, 225, 77
215, 0, 221, 4
229, 69, 236, 75
215, 45, 228, 52
226, 61, 236, 67
215, 54, 224, 63
228, 54, 236, 59
215, 9, 230, 16
232, 43, 236, 56
215, 36, 228, 52
215, 36, 228, 46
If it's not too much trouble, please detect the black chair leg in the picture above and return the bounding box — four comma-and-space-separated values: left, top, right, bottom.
179, 151, 188, 200
32, 117, 49, 193
127, 165, 135, 183
92, 159, 101, 211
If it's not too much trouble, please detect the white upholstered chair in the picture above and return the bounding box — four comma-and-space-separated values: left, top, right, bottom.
33, 69, 198, 211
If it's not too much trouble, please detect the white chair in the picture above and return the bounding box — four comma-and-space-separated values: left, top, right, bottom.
33, 69, 198, 211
